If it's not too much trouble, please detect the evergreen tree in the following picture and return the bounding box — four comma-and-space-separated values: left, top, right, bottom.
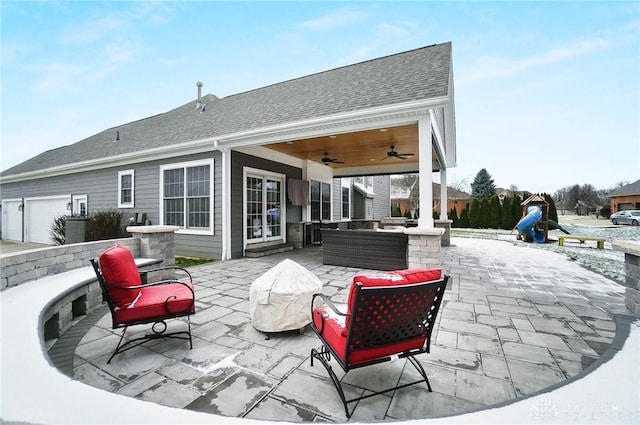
489, 195, 502, 229
471, 168, 497, 199
544, 193, 558, 222
469, 198, 482, 228
450, 206, 459, 228
511, 194, 523, 228
500, 195, 513, 229
480, 198, 491, 228
459, 206, 470, 228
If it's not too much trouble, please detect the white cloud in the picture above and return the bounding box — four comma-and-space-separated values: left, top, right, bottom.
461, 38, 609, 84
30, 62, 85, 95
299, 7, 370, 30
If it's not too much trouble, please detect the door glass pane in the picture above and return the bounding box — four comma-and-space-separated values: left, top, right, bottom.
321, 182, 331, 221
266, 179, 281, 238
247, 176, 263, 240
310, 181, 320, 221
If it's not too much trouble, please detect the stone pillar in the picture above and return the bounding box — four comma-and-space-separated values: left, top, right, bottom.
434, 219, 453, 247
127, 225, 180, 267
404, 227, 444, 269
612, 241, 640, 316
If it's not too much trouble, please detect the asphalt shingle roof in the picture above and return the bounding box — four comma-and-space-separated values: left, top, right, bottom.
608, 179, 640, 197
2, 42, 452, 177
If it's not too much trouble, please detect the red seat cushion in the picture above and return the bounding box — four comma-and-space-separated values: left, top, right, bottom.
98, 244, 142, 308
313, 306, 425, 365
113, 282, 195, 326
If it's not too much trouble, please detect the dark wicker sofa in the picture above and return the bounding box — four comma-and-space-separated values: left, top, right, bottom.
321, 229, 408, 270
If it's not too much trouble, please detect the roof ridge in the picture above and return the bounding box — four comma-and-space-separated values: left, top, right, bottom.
222, 42, 449, 100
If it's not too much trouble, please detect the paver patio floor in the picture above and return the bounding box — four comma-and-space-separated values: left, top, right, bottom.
61, 237, 629, 422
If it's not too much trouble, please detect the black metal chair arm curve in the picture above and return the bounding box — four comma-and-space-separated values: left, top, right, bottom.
139, 265, 192, 281
311, 293, 349, 317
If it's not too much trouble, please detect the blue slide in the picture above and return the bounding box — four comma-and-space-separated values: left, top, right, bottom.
516, 206, 545, 243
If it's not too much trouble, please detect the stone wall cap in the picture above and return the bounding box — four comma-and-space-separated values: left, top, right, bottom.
404, 227, 445, 236
612, 240, 640, 257
434, 219, 454, 224
126, 225, 180, 234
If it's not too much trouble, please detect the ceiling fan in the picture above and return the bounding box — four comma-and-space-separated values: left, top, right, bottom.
321, 152, 344, 165
382, 145, 414, 160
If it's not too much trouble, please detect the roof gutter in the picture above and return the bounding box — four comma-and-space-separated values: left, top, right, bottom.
1, 96, 449, 184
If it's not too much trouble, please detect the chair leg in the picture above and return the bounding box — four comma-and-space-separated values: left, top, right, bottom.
107, 319, 193, 363
310, 346, 352, 418
407, 356, 432, 392
107, 326, 129, 364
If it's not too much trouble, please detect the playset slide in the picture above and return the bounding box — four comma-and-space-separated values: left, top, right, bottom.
516, 206, 546, 243
549, 219, 571, 234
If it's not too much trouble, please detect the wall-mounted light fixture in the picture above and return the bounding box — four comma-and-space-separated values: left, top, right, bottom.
67, 202, 72, 210
18, 204, 24, 211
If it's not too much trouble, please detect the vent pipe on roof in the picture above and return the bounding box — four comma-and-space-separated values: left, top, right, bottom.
195, 81, 206, 112
196, 81, 203, 102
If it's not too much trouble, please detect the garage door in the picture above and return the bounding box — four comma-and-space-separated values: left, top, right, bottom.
2, 199, 24, 241
25, 196, 70, 244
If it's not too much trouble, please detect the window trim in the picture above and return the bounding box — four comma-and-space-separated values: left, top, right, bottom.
159, 159, 214, 236
341, 178, 351, 220
309, 179, 332, 222
118, 170, 135, 208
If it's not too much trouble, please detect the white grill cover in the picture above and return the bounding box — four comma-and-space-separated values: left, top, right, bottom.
249, 258, 323, 332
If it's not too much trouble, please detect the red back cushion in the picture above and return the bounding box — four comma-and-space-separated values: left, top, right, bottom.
345, 269, 442, 330
99, 244, 142, 308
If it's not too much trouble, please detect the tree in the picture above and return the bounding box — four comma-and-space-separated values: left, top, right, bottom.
459, 206, 470, 228
500, 195, 513, 229
489, 195, 502, 229
543, 193, 558, 223
450, 206, 459, 227
480, 197, 491, 228
469, 198, 482, 228
511, 194, 523, 229
471, 168, 496, 199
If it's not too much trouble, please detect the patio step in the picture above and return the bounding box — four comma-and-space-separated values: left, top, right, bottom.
245, 243, 294, 258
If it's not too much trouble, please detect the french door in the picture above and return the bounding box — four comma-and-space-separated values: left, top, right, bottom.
245, 170, 284, 244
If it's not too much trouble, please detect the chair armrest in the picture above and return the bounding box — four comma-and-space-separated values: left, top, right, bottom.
138, 266, 193, 282
108, 280, 195, 299
312, 293, 348, 317
311, 293, 349, 335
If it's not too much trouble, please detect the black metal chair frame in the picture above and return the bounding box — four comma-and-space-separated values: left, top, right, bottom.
91, 259, 195, 364
310, 275, 449, 418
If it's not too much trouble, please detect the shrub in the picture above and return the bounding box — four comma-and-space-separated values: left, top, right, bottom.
50, 214, 69, 245
87, 210, 129, 241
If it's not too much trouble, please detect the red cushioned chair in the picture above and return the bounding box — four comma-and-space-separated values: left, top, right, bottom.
91, 244, 196, 363
310, 269, 449, 418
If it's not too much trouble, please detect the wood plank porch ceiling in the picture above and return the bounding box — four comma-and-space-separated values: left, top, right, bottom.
266, 123, 435, 169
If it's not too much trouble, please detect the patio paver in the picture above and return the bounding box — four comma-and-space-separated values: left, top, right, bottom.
51, 237, 631, 422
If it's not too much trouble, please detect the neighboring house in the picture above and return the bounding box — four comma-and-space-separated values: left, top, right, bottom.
390, 178, 470, 217
609, 179, 640, 212
0, 43, 456, 260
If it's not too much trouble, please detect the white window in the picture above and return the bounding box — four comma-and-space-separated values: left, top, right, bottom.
160, 159, 214, 235
310, 180, 331, 221
118, 170, 135, 208
72, 195, 88, 217
341, 178, 351, 220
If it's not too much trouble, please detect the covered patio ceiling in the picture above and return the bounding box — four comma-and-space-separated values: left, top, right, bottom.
265, 123, 438, 176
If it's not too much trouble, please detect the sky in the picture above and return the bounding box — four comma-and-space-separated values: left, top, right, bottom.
1, 1, 638, 194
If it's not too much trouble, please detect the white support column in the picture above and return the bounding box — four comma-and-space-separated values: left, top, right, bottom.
440, 168, 448, 220
418, 117, 434, 229
220, 147, 232, 260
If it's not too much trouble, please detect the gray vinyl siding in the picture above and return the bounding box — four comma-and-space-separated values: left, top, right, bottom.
230, 151, 302, 259
372, 175, 391, 219
0, 152, 223, 259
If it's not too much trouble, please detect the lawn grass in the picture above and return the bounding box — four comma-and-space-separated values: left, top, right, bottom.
175, 256, 215, 267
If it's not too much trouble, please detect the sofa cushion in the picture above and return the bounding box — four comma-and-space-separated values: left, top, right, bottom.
113, 282, 195, 326
99, 244, 142, 308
